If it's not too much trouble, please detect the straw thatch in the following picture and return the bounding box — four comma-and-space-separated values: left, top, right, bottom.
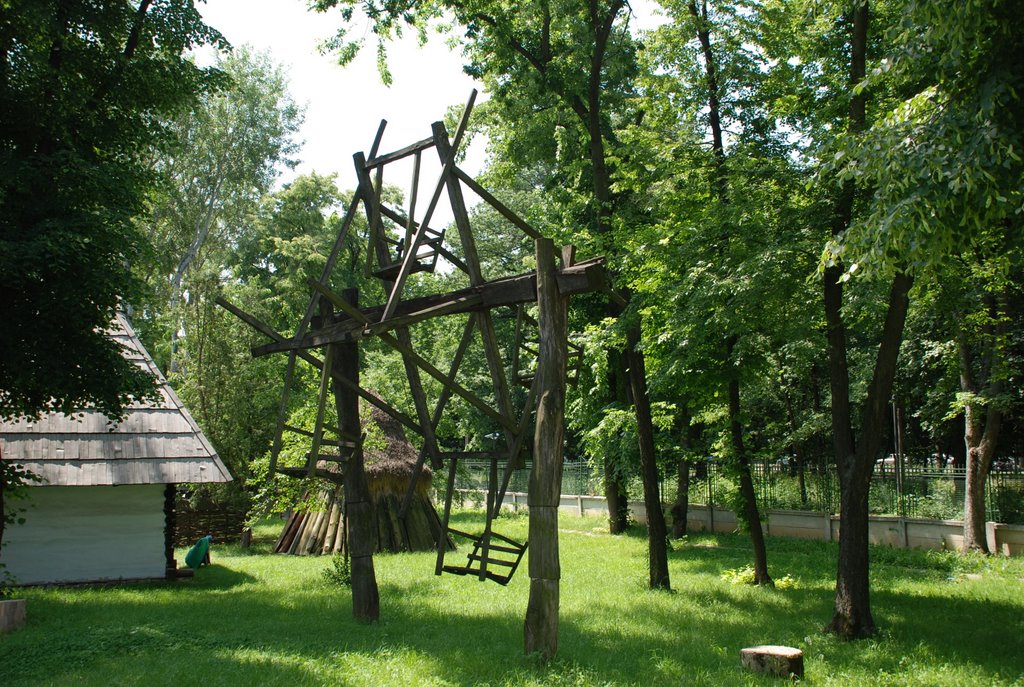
274, 399, 452, 555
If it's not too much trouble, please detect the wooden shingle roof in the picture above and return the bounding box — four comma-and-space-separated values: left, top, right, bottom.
0, 314, 232, 486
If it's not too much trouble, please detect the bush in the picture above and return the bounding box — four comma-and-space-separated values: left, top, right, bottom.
993, 485, 1024, 524
321, 554, 351, 587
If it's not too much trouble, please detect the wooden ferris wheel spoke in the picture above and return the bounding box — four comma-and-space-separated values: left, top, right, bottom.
494, 369, 540, 517
215, 297, 424, 439
295, 189, 363, 338
399, 315, 477, 519
382, 89, 477, 321
311, 280, 517, 433
368, 118, 388, 160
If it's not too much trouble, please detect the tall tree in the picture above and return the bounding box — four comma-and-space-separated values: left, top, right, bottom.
0, 0, 225, 420
831, 0, 1024, 554
0, 0, 225, 579
140, 46, 302, 373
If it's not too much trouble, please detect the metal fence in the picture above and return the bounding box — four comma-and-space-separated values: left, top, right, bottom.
452, 459, 1024, 525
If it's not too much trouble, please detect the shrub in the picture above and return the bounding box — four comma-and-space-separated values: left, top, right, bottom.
321, 554, 351, 587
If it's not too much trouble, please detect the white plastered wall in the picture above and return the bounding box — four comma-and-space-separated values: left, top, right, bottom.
2, 485, 166, 585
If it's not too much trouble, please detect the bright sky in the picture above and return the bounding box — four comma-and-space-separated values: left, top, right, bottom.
198, 0, 487, 195
198, 0, 665, 222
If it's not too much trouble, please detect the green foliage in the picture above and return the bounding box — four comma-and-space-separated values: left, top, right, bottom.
0, 0, 226, 421
825, 0, 1024, 279
3, 514, 1024, 685
320, 554, 352, 587
721, 564, 797, 589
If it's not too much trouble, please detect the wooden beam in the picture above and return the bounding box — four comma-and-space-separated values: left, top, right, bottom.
368, 119, 387, 159
452, 165, 541, 240
215, 297, 424, 437
251, 259, 605, 356
524, 236, 569, 659
382, 90, 477, 321
365, 136, 434, 169
307, 282, 516, 433
399, 316, 476, 518
330, 288, 379, 622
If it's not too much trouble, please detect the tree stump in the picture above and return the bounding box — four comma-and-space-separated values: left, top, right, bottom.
0, 598, 26, 634
740, 645, 804, 679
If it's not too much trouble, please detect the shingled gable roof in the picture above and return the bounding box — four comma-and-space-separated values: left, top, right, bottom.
0, 313, 231, 486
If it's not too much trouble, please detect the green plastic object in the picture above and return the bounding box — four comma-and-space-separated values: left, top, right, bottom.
184, 535, 213, 569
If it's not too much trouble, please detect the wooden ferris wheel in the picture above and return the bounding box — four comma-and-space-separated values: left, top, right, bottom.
219, 91, 607, 656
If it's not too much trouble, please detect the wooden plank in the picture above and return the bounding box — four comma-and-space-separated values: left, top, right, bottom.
434, 120, 483, 284
436, 455, 459, 576
399, 316, 475, 518
368, 119, 388, 159
365, 136, 434, 169
310, 281, 516, 433
382, 90, 477, 321
395, 323, 442, 486
494, 370, 539, 515
307, 344, 334, 477
404, 150, 421, 249
251, 261, 603, 356
300, 190, 362, 332
434, 119, 521, 482
452, 165, 541, 239
364, 294, 482, 335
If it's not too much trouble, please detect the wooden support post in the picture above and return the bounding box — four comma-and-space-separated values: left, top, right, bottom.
330, 289, 379, 622
524, 237, 568, 660
436, 455, 459, 576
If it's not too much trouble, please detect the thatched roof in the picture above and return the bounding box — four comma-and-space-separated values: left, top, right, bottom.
0, 313, 231, 486
359, 397, 432, 495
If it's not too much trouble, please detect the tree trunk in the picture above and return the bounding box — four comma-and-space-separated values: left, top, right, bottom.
958, 302, 1006, 552
0, 447, 6, 567
330, 290, 379, 623
962, 396, 1003, 552
826, 271, 913, 638
727, 338, 772, 586
827, 467, 874, 638
604, 457, 630, 533
604, 351, 630, 534
626, 323, 671, 590
671, 459, 690, 538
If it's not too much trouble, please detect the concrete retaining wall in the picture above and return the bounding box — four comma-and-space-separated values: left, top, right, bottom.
482, 491, 1024, 555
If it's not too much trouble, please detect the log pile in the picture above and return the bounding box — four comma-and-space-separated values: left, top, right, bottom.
274, 402, 452, 555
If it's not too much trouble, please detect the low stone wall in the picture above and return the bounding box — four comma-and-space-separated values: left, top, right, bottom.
486, 491, 1024, 556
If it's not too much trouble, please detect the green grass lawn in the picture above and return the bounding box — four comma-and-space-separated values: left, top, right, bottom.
3, 510, 1023, 686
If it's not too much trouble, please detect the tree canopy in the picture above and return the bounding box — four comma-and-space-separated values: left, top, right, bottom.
0, 0, 226, 421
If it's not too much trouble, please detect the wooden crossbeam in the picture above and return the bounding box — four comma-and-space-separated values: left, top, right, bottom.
251, 259, 605, 357
308, 281, 517, 433
452, 165, 541, 240
215, 298, 425, 439
382, 90, 477, 321
365, 136, 434, 169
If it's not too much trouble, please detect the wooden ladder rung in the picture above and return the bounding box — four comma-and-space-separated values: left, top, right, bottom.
473, 543, 522, 555
466, 554, 515, 567
441, 565, 512, 585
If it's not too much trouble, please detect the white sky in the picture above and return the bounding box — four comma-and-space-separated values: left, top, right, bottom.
199, 0, 487, 195
197, 0, 665, 218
